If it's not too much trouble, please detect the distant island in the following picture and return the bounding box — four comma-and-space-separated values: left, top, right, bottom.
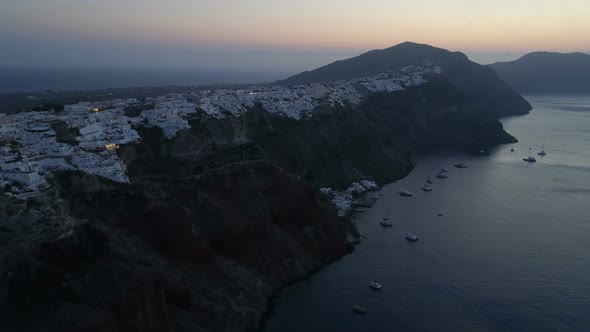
489, 52, 590, 93
0, 42, 531, 332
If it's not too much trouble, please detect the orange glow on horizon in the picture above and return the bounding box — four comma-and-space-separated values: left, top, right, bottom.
2, 0, 588, 67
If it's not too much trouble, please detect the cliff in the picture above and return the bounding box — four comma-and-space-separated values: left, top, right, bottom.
1, 165, 352, 332
0, 43, 531, 332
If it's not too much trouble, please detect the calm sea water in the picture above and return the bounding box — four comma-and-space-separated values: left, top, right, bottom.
0, 68, 290, 93
265, 94, 590, 332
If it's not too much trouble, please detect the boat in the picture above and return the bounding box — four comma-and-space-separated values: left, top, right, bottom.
436, 173, 448, 179
421, 184, 432, 192
426, 176, 432, 184
510, 146, 515, 152
537, 145, 547, 156
480, 148, 486, 154
353, 305, 367, 313
405, 224, 419, 241
440, 168, 450, 173
399, 190, 413, 197
523, 148, 536, 162
369, 281, 383, 290
405, 232, 418, 242
523, 156, 537, 162
454, 162, 467, 168
380, 220, 393, 227
380, 208, 393, 227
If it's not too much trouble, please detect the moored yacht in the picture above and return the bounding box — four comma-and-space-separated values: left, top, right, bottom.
380, 219, 393, 227
440, 168, 450, 173
380, 208, 393, 227
436, 173, 448, 179
405, 224, 419, 241
421, 184, 432, 192
426, 176, 432, 184
523, 156, 537, 162
353, 305, 367, 313
524, 147, 537, 162
369, 281, 383, 290
454, 162, 467, 168
399, 190, 413, 197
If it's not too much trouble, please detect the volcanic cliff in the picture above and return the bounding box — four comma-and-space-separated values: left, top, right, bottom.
0, 42, 531, 332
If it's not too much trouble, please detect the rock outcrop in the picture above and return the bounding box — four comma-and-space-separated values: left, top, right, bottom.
1, 162, 352, 332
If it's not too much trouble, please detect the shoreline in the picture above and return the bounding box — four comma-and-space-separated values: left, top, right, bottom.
255, 138, 522, 331
257, 241, 357, 332
256, 157, 418, 331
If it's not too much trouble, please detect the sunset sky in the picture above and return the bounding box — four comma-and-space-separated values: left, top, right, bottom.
1, 0, 589, 71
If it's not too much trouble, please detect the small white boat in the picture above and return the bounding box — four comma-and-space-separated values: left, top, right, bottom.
380, 208, 392, 227
421, 184, 432, 192
399, 190, 413, 197
537, 150, 546, 156
440, 168, 450, 173
436, 173, 448, 179
380, 219, 393, 227
426, 176, 432, 184
405, 232, 418, 242
369, 281, 383, 290
454, 162, 467, 169
353, 305, 367, 313
480, 148, 486, 154
405, 224, 418, 241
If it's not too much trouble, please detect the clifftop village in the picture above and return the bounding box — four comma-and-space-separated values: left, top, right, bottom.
0, 64, 442, 207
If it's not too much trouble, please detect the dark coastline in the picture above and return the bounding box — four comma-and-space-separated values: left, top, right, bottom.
255, 137, 519, 331
257, 243, 357, 332
1, 53, 531, 330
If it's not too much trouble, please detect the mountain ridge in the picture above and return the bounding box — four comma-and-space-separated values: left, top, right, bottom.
489, 51, 590, 93
277, 42, 468, 85
1, 42, 532, 332
278, 41, 531, 117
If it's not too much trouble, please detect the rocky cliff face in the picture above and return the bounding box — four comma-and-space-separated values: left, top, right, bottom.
1, 164, 352, 332
249, 80, 517, 188
1, 45, 530, 332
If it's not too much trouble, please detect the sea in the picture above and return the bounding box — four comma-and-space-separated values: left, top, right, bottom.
0, 68, 290, 93
265, 94, 590, 332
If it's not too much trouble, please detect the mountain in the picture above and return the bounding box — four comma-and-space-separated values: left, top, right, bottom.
1, 43, 532, 332
489, 52, 590, 93
278, 41, 532, 117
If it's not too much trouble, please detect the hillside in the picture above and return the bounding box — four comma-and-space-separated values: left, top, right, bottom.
1, 42, 531, 332
278, 42, 532, 117
489, 52, 590, 93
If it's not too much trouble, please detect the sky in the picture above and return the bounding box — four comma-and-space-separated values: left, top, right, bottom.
1, 0, 589, 72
